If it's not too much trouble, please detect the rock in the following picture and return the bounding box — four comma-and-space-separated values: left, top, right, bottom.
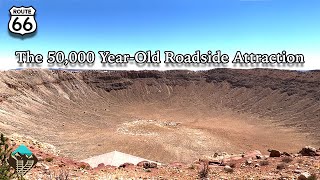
244, 150, 262, 159
32, 140, 38, 145
97, 163, 105, 168
282, 152, 291, 157
42, 163, 50, 172
224, 165, 233, 173
255, 163, 260, 168
78, 162, 91, 169
144, 162, 151, 169
297, 172, 311, 180
209, 160, 222, 165
37, 156, 44, 162
221, 156, 242, 165
294, 169, 302, 174
35, 163, 42, 168
221, 152, 229, 156
231, 156, 243, 161
276, 163, 287, 170
199, 157, 219, 165
270, 150, 281, 157
280, 173, 291, 179
246, 158, 253, 165
299, 146, 319, 156
119, 163, 134, 168
137, 161, 149, 167
149, 162, 158, 168
10, 141, 16, 146
137, 161, 157, 169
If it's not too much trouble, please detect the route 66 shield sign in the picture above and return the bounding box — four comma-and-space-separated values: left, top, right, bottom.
8, 6, 37, 35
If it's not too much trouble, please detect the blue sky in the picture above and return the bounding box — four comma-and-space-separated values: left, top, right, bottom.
0, 0, 319, 57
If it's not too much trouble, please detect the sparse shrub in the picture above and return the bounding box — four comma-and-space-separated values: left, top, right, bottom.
307, 174, 317, 180
0, 134, 25, 180
188, 164, 195, 170
198, 161, 209, 179
229, 162, 236, 168
45, 157, 54, 162
0, 133, 14, 180
282, 157, 293, 163
297, 159, 304, 164
79, 164, 90, 170
43, 169, 70, 180
56, 170, 69, 180
276, 163, 286, 170
259, 160, 269, 166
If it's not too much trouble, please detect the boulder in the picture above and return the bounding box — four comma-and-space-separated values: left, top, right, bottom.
269, 150, 281, 157
149, 162, 158, 168
137, 161, 157, 169
224, 165, 233, 173
297, 172, 311, 180
137, 161, 149, 167
299, 146, 319, 156
119, 163, 134, 168
97, 163, 105, 168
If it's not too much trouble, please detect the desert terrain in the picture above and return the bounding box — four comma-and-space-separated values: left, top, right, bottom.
0, 69, 319, 164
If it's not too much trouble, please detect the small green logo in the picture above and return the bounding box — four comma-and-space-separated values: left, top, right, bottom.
8, 144, 38, 176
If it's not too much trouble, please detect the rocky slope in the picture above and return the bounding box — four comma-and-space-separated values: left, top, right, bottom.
19, 141, 320, 180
